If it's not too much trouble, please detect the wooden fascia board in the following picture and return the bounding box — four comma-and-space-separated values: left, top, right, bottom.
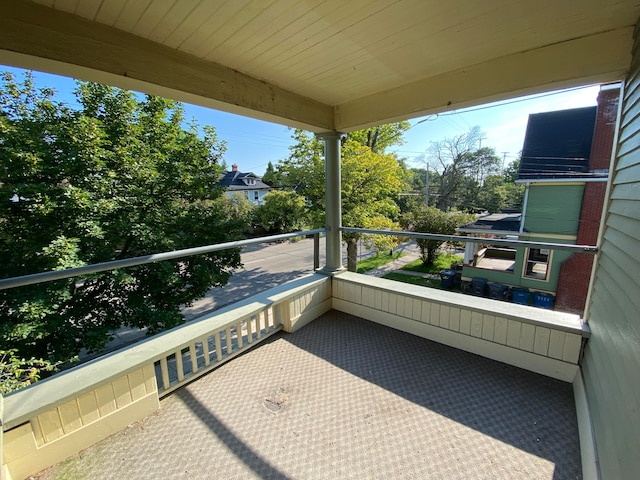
335, 28, 633, 132
0, 1, 333, 132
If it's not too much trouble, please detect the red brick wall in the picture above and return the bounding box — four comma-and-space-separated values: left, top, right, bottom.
555, 86, 619, 315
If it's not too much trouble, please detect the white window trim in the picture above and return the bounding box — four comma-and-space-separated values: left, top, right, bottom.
522, 247, 553, 282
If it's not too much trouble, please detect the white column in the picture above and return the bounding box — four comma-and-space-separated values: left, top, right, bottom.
316, 132, 345, 272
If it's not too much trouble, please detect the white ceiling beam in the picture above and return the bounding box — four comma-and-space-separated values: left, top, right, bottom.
0, 1, 334, 132
335, 28, 633, 131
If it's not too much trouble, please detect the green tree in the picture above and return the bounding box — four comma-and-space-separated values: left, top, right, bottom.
426, 127, 501, 211
401, 207, 473, 265
256, 190, 309, 233
0, 72, 243, 363
274, 128, 408, 271
222, 192, 257, 232
262, 161, 277, 186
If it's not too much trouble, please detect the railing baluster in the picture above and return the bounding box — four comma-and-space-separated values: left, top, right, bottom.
175, 350, 184, 382
246, 317, 253, 344
202, 337, 210, 366
255, 311, 263, 340
236, 322, 243, 348
225, 326, 232, 355
160, 357, 170, 391
189, 344, 198, 374
214, 332, 222, 362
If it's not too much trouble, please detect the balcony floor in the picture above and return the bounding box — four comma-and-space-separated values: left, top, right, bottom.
37, 311, 582, 479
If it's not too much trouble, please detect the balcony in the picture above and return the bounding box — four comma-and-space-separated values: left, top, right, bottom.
2, 261, 589, 480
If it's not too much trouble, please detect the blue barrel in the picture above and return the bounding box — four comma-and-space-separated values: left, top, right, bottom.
533, 292, 555, 309
488, 283, 508, 301
511, 287, 530, 305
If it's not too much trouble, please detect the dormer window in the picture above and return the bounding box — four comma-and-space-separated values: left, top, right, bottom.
243, 177, 256, 186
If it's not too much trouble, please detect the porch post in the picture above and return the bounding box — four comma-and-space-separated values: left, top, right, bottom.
317, 131, 345, 272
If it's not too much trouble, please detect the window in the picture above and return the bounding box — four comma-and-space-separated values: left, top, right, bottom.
254, 191, 259, 201
524, 248, 550, 280
244, 191, 249, 199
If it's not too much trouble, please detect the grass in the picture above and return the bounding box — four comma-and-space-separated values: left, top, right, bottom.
401, 252, 463, 274
356, 252, 404, 273
382, 272, 442, 288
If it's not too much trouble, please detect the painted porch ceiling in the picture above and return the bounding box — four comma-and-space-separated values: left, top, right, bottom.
1, 0, 638, 131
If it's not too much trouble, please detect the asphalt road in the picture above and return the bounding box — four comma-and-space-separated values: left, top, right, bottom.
80, 236, 411, 359
182, 236, 329, 320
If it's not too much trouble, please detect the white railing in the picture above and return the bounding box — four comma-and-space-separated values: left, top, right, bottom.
2, 273, 332, 480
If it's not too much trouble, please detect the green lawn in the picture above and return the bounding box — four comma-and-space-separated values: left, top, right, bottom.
382, 272, 442, 289
356, 252, 404, 273
401, 252, 463, 274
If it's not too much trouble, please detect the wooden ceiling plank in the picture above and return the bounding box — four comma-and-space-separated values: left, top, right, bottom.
178, 0, 252, 55
132, 0, 177, 39
74, 0, 102, 20
147, 0, 202, 44
94, 0, 128, 27
335, 28, 633, 131
201, 0, 279, 61
163, 0, 230, 49
0, 0, 333, 131
113, 0, 153, 32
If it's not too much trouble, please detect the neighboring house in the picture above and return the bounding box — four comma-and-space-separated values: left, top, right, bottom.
218, 163, 272, 205
458, 84, 619, 314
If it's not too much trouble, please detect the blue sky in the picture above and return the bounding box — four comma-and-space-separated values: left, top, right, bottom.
2, 65, 600, 175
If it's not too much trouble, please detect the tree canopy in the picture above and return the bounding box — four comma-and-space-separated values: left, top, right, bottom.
0, 72, 244, 363
272, 127, 408, 271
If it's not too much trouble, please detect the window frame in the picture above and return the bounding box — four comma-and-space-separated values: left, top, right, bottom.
522, 247, 552, 281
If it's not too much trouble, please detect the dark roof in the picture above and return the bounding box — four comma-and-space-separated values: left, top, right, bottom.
458, 213, 522, 233
518, 106, 597, 180
218, 170, 272, 190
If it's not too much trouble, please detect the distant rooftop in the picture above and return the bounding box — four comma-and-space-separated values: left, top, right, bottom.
218, 164, 272, 191
518, 106, 598, 181
458, 212, 522, 234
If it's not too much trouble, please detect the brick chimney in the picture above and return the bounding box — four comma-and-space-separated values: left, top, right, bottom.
232, 163, 238, 172
555, 84, 620, 315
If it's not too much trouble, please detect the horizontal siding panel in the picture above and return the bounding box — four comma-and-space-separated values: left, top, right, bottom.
605, 211, 640, 238
612, 162, 640, 184
609, 181, 640, 200
600, 231, 640, 291
617, 119, 640, 153
592, 262, 640, 340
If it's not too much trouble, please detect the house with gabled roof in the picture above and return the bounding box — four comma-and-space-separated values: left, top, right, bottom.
458, 85, 619, 314
217, 163, 272, 205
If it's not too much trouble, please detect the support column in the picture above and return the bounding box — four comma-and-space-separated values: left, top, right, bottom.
316, 132, 345, 272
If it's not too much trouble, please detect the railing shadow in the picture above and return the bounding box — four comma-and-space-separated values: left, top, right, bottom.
280, 311, 581, 480
177, 388, 290, 479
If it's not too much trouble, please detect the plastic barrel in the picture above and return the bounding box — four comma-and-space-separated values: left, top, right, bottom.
511, 288, 531, 305
533, 292, 555, 309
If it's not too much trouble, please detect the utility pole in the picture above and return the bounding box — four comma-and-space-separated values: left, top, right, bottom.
425, 164, 429, 207
501, 152, 509, 171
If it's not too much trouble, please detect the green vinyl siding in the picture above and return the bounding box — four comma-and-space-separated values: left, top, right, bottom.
581, 23, 640, 480
524, 184, 584, 235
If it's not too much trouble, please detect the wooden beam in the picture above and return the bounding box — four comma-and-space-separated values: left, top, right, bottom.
335, 28, 633, 131
0, 1, 333, 131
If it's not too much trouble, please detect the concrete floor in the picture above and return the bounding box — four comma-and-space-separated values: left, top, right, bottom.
37, 311, 582, 480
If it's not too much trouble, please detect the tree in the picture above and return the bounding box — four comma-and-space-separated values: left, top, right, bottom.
274, 128, 408, 271
262, 161, 277, 186
256, 190, 309, 233
0, 72, 244, 363
222, 192, 257, 233
426, 127, 501, 211
401, 207, 473, 265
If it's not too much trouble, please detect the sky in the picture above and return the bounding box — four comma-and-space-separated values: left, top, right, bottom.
1, 65, 601, 176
